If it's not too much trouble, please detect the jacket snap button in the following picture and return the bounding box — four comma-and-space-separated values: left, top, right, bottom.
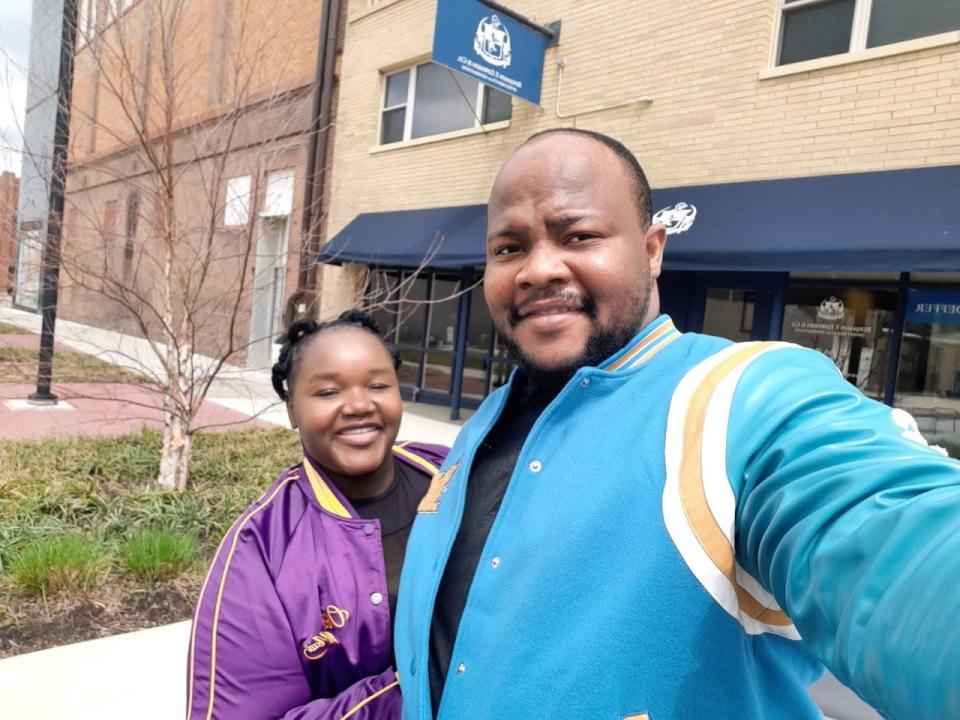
580, 377, 590, 387
362, 523, 375, 535
456, 663, 466, 676
370, 591, 384, 606
491, 556, 501, 569
529, 459, 542, 472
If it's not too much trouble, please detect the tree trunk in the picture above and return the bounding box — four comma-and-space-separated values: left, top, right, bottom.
158, 399, 192, 491
157, 341, 193, 491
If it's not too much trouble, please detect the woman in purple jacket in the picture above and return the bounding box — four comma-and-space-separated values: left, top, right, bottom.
187, 310, 448, 719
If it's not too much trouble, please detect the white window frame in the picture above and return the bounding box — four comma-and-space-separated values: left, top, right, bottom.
77, 0, 98, 47
377, 61, 511, 146
772, 0, 958, 66
224, 175, 252, 227
106, 0, 136, 24
772, 0, 872, 66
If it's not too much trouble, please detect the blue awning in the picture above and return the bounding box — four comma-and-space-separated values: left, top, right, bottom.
654, 165, 960, 272
318, 204, 486, 268
318, 166, 960, 272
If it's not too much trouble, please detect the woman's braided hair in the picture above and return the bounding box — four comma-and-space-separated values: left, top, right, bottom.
271, 309, 401, 402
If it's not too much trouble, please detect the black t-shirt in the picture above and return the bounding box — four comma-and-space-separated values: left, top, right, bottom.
351, 457, 431, 626
428, 375, 558, 714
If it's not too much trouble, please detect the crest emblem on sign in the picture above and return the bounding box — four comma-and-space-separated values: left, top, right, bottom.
653, 202, 697, 235
474, 14, 511, 68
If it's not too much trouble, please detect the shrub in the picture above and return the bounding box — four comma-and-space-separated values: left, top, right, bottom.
122, 528, 196, 583
6, 534, 106, 598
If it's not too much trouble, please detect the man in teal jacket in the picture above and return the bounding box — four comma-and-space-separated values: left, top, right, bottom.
395, 129, 960, 720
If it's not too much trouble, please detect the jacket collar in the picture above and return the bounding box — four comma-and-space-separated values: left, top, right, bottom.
602, 315, 681, 372
302, 445, 442, 518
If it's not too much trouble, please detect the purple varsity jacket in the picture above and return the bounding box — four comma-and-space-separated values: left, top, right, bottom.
187, 441, 448, 720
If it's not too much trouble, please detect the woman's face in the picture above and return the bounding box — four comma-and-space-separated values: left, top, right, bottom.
286, 327, 402, 480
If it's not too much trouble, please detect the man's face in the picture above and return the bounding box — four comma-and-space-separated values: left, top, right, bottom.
484, 134, 666, 376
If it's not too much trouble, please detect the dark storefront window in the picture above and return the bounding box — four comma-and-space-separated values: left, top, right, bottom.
363, 267, 507, 413
703, 288, 756, 343
781, 286, 898, 399
896, 289, 960, 446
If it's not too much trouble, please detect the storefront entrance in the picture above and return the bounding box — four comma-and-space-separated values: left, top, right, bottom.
365, 267, 511, 418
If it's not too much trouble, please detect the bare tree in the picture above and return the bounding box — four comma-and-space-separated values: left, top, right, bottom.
10, 0, 472, 490
28, 0, 329, 490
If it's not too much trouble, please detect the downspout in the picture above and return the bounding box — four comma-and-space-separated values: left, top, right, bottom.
298, 0, 342, 292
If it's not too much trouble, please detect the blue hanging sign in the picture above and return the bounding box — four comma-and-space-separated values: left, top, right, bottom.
906, 289, 960, 326
432, 0, 550, 106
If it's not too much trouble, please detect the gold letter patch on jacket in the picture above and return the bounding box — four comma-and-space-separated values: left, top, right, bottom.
417, 463, 459, 514
303, 605, 350, 660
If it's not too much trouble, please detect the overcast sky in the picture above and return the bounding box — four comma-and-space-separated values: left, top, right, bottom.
0, 1, 34, 176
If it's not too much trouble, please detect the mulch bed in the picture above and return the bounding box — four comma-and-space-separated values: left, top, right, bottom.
0, 582, 195, 658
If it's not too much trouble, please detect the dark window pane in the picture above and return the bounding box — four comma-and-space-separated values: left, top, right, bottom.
868, 0, 960, 47
385, 70, 409, 107
380, 108, 406, 144
424, 353, 454, 393
467, 281, 493, 352
781, 285, 897, 399
366, 270, 399, 340
411, 62, 478, 139
482, 86, 512, 124
428, 278, 460, 349
779, 0, 856, 65
397, 349, 422, 388
397, 275, 428, 346
462, 352, 490, 399
702, 288, 755, 343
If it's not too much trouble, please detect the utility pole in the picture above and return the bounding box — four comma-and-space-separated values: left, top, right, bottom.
28, 0, 78, 405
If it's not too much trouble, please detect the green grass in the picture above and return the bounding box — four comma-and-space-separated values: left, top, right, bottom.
0, 321, 31, 335
0, 347, 149, 384
0, 427, 301, 595
6, 534, 106, 598
122, 528, 196, 583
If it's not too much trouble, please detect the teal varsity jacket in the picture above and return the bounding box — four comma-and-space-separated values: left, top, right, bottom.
395, 315, 960, 720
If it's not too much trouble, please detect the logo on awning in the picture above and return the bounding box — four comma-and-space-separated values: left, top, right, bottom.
653, 202, 697, 235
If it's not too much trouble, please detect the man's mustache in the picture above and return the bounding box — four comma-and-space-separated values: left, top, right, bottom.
508, 291, 598, 327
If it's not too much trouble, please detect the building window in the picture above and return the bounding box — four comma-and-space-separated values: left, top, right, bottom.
106, 0, 136, 23
781, 285, 898, 399
224, 176, 252, 226
379, 61, 512, 145
896, 288, 960, 447
776, 0, 960, 66
78, 0, 98, 45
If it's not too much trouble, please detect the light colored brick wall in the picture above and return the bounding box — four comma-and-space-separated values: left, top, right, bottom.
328, 0, 960, 244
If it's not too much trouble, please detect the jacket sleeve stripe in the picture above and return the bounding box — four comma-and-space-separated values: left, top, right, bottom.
340, 675, 401, 720
663, 342, 799, 638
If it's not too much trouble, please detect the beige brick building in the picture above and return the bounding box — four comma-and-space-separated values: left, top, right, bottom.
320, 0, 960, 436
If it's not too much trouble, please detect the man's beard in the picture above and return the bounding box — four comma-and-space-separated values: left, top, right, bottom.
497, 286, 650, 395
